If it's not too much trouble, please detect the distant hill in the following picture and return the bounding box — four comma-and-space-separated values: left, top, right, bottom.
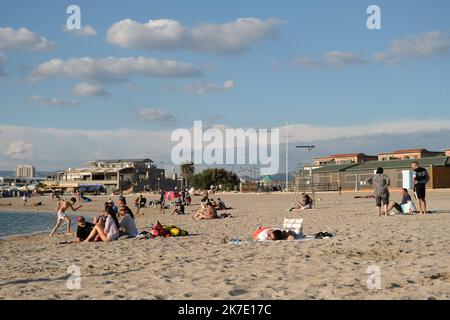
0, 170, 56, 178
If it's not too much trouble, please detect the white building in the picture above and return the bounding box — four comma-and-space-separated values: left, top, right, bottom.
16, 165, 36, 178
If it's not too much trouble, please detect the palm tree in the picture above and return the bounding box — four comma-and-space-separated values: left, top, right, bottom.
180, 162, 195, 189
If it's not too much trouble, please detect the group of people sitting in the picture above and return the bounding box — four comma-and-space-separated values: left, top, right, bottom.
76, 201, 138, 242
193, 197, 232, 220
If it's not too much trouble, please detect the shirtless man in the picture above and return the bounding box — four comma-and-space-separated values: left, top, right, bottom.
49, 197, 82, 237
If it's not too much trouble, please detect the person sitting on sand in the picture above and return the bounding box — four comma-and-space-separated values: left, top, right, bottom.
33, 201, 43, 208
49, 197, 83, 237
252, 227, 296, 241
118, 194, 127, 206
193, 202, 218, 220
387, 188, 415, 215
172, 201, 186, 215
119, 205, 135, 219
75, 216, 95, 242
214, 198, 231, 210
289, 193, 313, 212
365, 167, 391, 216
118, 206, 138, 237
84, 207, 120, 242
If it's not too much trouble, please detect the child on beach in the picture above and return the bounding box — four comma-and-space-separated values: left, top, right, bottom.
49, 197, 83, 237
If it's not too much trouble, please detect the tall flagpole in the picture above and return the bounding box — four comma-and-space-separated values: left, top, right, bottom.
285, 122, 289, 191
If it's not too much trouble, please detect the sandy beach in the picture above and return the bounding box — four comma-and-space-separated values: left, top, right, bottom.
0, 191, 449, 300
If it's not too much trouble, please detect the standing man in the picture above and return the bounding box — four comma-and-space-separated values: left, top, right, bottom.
412, 161, 430, 214
159, 187, 166, 214
366, 167, 391, 216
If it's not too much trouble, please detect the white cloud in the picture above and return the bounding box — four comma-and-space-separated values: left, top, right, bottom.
0, 27, 55, 51
5, 141, 33, 160
106, 17, 283, 54
137, 108, 175, 122
0, 120, 449, 171
294, 51, 368, 68
62, 25, 97, 36
73, 82, 109, 97
373, 31, 450, 65
29, 96, 80, 106
29, 56, 203, 82
389, 31, 450, 58
184, 80, 235, 95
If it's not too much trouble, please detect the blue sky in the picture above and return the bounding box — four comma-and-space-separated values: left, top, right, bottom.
1, 0, 450, 172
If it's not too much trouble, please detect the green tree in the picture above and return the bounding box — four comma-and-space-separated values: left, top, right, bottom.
187, 168, 239, 191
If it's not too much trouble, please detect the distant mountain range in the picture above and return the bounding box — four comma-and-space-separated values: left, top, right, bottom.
0, 171, 56, 178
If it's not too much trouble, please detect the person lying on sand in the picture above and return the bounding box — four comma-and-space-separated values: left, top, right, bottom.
289, 193, 313, 212
0, 202, 13, 207
252, 227, 296, 241
84, 207, 120, 242
49, 197, 82, 237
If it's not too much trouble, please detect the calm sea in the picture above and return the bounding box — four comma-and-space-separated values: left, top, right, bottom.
0, 211, 90, 238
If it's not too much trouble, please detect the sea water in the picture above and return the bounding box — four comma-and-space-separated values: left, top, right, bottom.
0, 211, 83, 238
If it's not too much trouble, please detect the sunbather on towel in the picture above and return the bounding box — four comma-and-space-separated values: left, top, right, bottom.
252, 227, 296, 241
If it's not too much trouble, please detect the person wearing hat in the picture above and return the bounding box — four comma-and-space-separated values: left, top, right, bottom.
76, 216, 94, 242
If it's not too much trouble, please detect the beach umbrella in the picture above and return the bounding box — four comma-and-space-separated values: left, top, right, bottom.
165, 191, 181, 201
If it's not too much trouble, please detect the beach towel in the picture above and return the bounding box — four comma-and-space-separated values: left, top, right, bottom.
283, 218, 304, 237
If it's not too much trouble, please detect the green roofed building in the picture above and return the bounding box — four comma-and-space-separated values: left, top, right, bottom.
295, 155, 450, 192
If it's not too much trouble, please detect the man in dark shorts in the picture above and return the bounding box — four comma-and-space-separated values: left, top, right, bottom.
366, 167, 391, 216
76, 216, 94, 242
412, 161, 429, 214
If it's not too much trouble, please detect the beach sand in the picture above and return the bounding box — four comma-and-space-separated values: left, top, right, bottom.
0, 191, 449, 300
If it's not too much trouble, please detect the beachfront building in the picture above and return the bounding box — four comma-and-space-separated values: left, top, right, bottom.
301, 156, 450, 192
314, 153, 377, 166
378, 149, 443, 161
16, 165, 35, 178
51, 159, 165, 193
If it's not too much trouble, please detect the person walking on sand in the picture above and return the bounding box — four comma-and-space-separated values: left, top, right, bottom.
22, 194, 28, 207
412, 161, 430, 214
49, 197, 83, 237
366, 167, 391, 216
